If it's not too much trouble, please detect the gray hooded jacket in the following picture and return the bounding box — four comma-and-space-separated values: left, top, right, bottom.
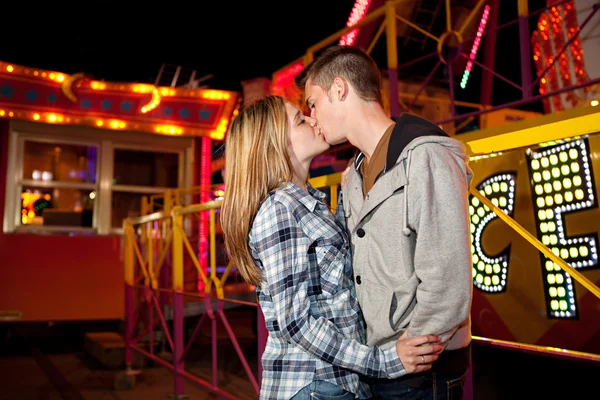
343, 114, 473, 355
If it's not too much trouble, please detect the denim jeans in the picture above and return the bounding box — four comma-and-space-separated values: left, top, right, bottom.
291, 380, 356, 400
370, 369, 469, 400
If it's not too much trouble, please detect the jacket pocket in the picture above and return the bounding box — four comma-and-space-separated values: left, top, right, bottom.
358, 280, 397, 344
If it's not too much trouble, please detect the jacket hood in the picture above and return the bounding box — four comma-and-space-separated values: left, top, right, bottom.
355, 113, 473, 237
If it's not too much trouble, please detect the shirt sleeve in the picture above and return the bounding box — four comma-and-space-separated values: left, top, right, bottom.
252, 199, 406, 379
334, 190, 347, 230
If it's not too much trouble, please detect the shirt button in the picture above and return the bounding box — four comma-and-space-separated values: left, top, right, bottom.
355, 275, 362, 284
357, 228, 365, 238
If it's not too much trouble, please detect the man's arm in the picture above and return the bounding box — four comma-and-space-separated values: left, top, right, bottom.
253, 200, 406, 379
405, 145, 473, 344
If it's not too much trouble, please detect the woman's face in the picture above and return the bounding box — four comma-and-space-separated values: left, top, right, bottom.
285, 101, 330, 165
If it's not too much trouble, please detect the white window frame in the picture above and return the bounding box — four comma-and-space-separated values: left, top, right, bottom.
8, 131, 101, 234
3, 120, 194, 235
109, 144, 185, 235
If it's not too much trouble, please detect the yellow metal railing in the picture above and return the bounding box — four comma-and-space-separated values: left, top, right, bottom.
123, 174, 345, 398
126, 168, 600, 366
472, 335, 600, 363
127, 162, 600, 303
142, 184, 226, 216
125, 141, 600, 396
126, 173, 343, 303
172, 201, 229, 298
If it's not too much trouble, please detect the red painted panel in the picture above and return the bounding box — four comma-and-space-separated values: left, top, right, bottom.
0, 234, 123, 321
0, 125, 123, 322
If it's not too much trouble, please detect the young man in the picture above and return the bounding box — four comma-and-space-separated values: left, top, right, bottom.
296, 45, 474, 399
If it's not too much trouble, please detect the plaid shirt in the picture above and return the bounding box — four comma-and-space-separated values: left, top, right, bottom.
249, 183, 406, 399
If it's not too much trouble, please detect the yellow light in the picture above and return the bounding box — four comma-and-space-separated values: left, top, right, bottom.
0, 110, 5, 117
33, 113, 40, 120
132, 84, 154, 93
96, 120, 104, 127
154, 124, 183, 135
109, 120, 126, 129
90, 81, 106, 90
209, 118, 230, 140
140, 88, 161, 114
47, 72, 66, 83
591, 100, 599, 107
46, 114, 63, 123
202, 90, 230, 100
6, 65, 14, 72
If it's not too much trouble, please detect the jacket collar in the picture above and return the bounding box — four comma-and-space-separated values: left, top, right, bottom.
353, 113, 448, 175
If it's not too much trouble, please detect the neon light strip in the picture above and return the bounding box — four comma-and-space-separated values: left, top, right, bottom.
340, 0, 373, 46
460, 5, 491, 89
272, 0, 372, 94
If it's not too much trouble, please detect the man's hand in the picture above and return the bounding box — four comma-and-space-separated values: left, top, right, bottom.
395, 330, 443, 374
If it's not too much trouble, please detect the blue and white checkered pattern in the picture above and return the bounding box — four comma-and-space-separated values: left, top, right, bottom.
249, 183, 406, 399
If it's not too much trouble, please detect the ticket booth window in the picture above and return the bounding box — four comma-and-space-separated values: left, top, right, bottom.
4, 121, 193, 235
110, 148, 181, 228
18, 140, 99, 231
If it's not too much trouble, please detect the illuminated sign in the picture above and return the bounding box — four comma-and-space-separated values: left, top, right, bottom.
470, 173, 516, 293
526, 138, 598, 318
469, 136, 598, 319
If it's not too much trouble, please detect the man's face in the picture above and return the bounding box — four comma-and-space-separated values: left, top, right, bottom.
304, 78, 348, 146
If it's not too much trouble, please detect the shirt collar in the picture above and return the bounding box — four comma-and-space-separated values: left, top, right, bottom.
284, 182, 326, 212
354, 152, 365, 171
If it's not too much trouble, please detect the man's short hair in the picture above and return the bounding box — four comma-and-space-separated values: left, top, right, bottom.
295, 45, 382, 105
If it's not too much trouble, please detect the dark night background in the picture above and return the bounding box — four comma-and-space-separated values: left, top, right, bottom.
1, 1, 548, 112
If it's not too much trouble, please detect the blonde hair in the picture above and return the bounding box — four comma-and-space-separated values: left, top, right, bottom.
220, 96, 293, 286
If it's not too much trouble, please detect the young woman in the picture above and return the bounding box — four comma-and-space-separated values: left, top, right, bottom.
221, 96, 442, 400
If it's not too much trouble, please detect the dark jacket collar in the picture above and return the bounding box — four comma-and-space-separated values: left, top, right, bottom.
354, 113, 449, 175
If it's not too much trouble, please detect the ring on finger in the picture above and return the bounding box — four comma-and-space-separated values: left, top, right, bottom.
421, 355, 425, 364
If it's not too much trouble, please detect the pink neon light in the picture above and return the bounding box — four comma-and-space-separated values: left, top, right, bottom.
460, 5, 491, 88
272, 0, 372, 94
198, 136, 211, 293
340, 0, 373, 46
271, 62, 304, 95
